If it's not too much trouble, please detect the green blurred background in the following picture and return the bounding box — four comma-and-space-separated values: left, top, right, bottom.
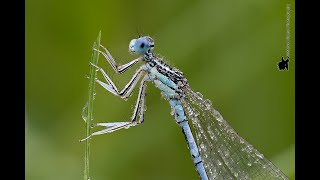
26, 0, 295, 179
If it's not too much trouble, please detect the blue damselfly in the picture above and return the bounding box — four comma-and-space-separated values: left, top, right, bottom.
81, 36, 288, 180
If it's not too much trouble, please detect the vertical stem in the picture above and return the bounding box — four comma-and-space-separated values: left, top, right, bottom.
84, 31, 101, 180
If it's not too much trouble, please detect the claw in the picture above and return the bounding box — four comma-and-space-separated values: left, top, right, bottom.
90, 123, 96, 128
79, 134, 92, 142
89, 62, 101, 70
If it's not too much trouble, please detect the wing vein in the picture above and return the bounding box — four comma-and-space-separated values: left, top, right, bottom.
181, 86, 288, 180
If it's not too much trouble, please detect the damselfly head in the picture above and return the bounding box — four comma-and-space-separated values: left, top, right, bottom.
129, 36, 154, 54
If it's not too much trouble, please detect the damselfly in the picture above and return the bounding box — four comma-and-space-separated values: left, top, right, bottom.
81, 36, 288, 180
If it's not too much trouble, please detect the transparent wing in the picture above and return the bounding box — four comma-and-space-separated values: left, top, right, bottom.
181, 86, 288, 180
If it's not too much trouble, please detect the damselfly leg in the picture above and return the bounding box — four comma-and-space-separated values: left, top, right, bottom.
80, 60, 148, 142
89, 62, 145, 99
93, 44, 141, 74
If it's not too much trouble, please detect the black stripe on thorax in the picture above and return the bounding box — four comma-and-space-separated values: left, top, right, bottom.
155, 62, 184, 84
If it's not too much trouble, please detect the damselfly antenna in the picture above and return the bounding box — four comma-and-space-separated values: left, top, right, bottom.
136, 28, 141, 38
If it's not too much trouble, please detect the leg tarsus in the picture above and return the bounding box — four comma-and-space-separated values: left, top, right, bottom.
80, 134, 93, 142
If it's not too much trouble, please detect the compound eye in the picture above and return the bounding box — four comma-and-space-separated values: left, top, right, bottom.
129, 39, 137, 52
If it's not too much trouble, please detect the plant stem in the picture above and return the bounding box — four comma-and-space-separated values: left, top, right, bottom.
84, 31, 101, 180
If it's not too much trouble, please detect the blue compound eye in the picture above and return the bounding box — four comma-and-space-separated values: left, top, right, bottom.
129, 36, 154, 54
134, 38, 149, 54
